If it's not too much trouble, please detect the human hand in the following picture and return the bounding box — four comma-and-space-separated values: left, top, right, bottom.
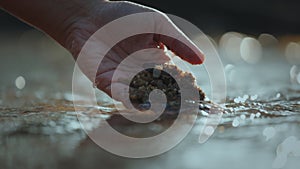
65, 1, 204, 104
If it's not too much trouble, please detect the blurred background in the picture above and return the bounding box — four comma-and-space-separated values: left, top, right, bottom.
2, 0, 300, 35
1, 1, 300, 169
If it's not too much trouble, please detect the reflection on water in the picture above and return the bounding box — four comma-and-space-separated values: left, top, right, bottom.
0, 30, 300, 169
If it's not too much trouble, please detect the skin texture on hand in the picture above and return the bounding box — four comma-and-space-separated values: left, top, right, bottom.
0, 0, 205, 104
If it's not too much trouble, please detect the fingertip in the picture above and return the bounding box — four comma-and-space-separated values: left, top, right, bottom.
191, 51, 205, 65
156, 34, 205, 65
172, 41, 205, 65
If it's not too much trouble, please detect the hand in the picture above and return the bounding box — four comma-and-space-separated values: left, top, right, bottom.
1, 0, 205, 105
66, 1, 204, 103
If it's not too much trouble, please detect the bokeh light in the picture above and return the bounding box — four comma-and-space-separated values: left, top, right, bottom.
240, 37, 262, 64
290, 65, 300, 84
15, 76, 26, 90
219, 32, 244, 63
258, 33, 278, 47
285, 42, 300, 64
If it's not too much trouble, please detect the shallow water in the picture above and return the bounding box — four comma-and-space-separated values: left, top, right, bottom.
1, 31, 300, 169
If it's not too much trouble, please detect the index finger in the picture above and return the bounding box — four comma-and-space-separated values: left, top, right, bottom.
153, 13, 205, 64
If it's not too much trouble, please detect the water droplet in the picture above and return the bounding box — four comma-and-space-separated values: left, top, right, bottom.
250, 94, 258, 101
256, 112, 261, 118
232, 117, 240, 127
224, 64, 235, 72
276, 93, 281, 98
224, 64, 237, 82
234, 96, 247, 103
263, 127, 276, 141
240, 114, 246, 120
234, 97, 240, 103
243, 94, 249, 100
15, 76, 26, 89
